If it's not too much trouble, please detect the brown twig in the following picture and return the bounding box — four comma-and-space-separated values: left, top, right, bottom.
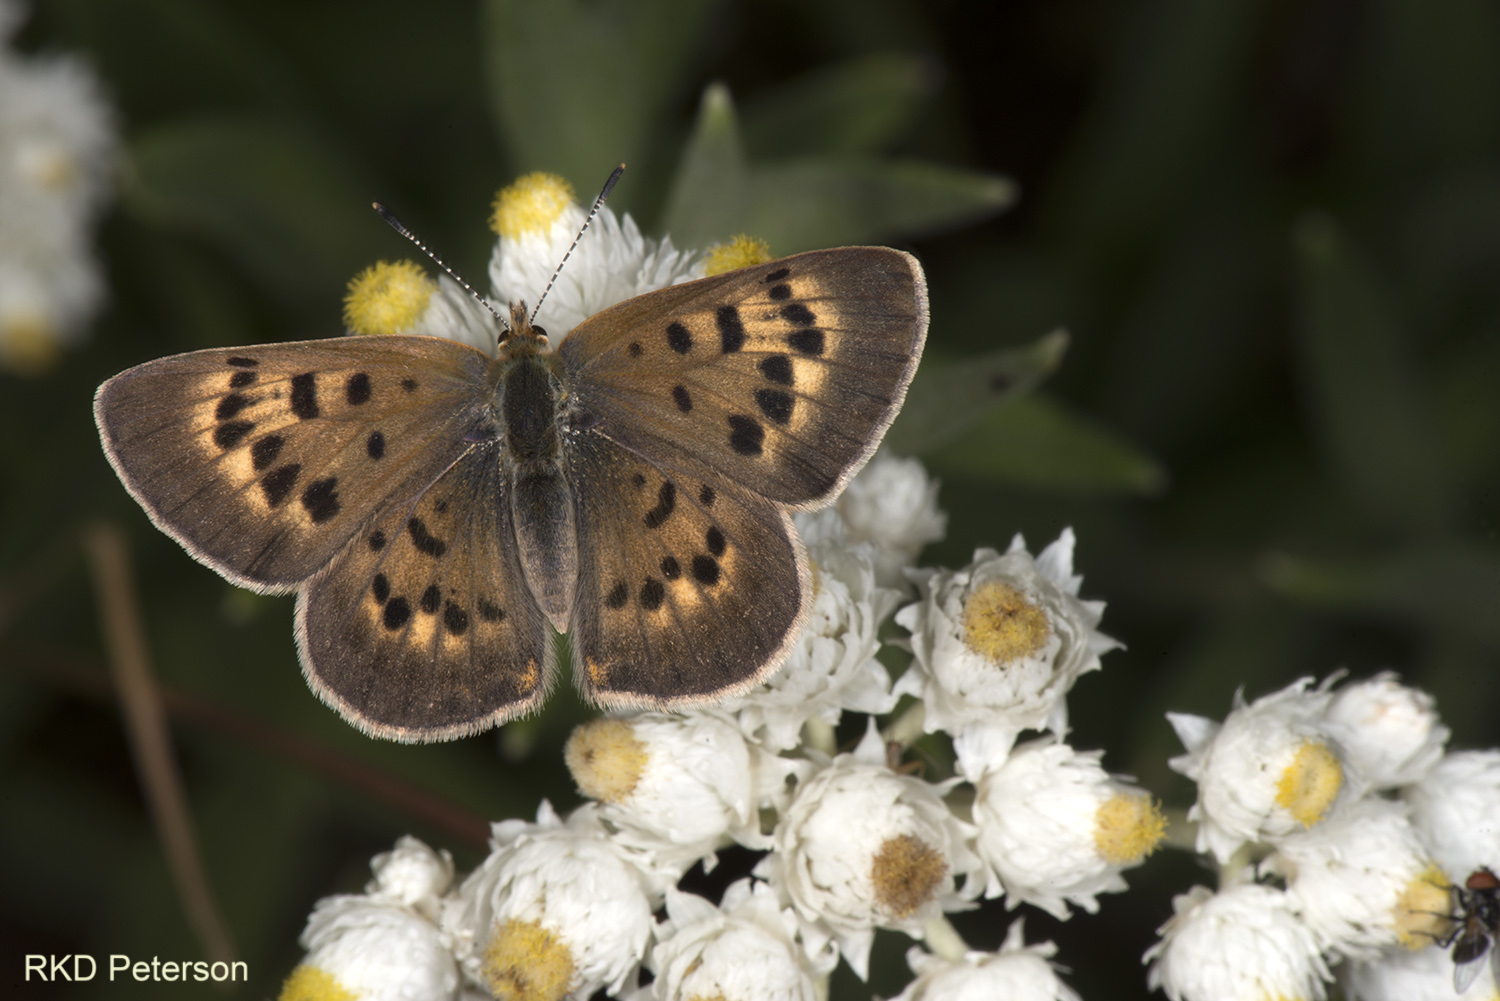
81, 522, 237, 966
2, 644, 492, 850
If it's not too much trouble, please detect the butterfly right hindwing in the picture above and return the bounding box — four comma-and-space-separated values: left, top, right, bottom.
296, 443, 556, 742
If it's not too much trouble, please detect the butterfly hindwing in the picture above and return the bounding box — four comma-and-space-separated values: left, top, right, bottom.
566, 427, 809, 706
558, 247, 928, 509
296, 443, 556, 741
94, 336, 495, 591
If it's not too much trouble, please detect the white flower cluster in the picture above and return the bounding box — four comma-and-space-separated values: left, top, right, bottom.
0, 0, 115, 374
287, 175, 1158, 1001
1150, 672, 1500, 1001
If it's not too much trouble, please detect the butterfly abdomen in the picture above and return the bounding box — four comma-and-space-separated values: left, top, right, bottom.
500, 354, 578, 631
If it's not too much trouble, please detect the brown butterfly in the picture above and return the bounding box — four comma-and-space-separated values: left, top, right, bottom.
95, 247, 927, 741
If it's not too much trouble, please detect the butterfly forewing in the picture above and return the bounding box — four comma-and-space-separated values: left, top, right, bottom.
566, 429, 809, 706
95, 337, 495, 591
559, 247, 928, 509
296, 444, 555, 741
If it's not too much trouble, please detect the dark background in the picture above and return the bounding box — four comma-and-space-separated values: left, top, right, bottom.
4, 0, 1499, 997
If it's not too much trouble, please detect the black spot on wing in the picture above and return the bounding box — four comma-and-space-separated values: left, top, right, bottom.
420, 585, 441, 614
768, 283, 792, 301
640, 578, 665, 611
788, 329, 825, 356
369, 530, 386, 552
443, 601, 469, 635
764, 267, 790, 282
477, 599, 505, 622
755, 388, 794, 425
717, 306, 746, 353
401, 378, 417, 392
216, 394, 252, 421
227, 356, 258, 368
699, 484, 715, 507
251, 434, 283, 472
383, 597, 411, 630
727, 414, 764, 457
229, 370, 256, 389
290, 373, 320, 419
631, 473, 646, 488
606, 582, 628, 610
408, 517, 447, 557
214, 420, 254, 449
643, 481, 676, 529
301, 477, 341, 523
781, 303, 816, 326
692, 555, 721, 586
672, 385, 692, 413
706, 526, 726, 557
628, 342, 642, 357
759, 354, 793, 385
372, 574, 390, 603
661, 556, 681, 579
346, 372, 372, 405
367, 431, 385, 460
667, 322, 692, 354
261, 464, 300, 507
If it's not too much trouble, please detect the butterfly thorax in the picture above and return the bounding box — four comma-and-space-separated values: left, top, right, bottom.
490, 310, 578, 633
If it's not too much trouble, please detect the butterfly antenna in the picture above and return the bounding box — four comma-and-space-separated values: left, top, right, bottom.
529, 164, 625, 324
372, 202, 510, 334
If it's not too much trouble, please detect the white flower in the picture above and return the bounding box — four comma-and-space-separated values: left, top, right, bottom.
756, 722, 981, 980
644, 880, 834, 1001
1169, 677, 1352, 862
1344, 941, 1497, 1001
895, 530, 1118, 779
724, 537, 902, 751
1264, 798, 1450, 958
891, 921, 1081, 1001
972, 737, 1164, 918
443, 801, 658, 1000
0, 0, 116, 373
1321, 672, 1448, 789
564, 712, 804, 871
1145, 883, 1332, 1001
487, 172, 699, 339
283, 895, 459, 1001
366, 835, 455, 920
826, 451, 946, 590
1406, 750, 1500, 879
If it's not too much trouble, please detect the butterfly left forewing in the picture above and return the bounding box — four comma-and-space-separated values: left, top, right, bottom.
95, 336, 495, 591
565, 427, 810, 706
559, 247, 927, 510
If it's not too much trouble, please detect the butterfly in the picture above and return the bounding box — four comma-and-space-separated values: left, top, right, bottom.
95, 246, 927, 742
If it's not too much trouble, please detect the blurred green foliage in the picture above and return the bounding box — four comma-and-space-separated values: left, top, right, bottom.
3, 0, 1499, 998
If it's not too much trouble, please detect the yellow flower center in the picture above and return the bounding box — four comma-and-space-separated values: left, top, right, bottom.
342, 260, 435, 335
1094, 790, 1166, 864
482, 918, 576, 1001
563, 718, 647, 803
1, 315, 61, 375
961, 581, 1050, 664
491, 173, 577, 238
278, 965, 356, 1001
1275, 740, 1342, 827
1394, 863, 1457, 948
701, 235, 772, 276
871, 833, 948, 919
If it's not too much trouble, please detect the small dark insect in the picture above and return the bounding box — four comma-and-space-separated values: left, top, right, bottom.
1445, 867, 1500, 994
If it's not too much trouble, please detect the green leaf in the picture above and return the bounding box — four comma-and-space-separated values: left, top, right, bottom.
1260, 543, 1500, 648
924, 393, 1167, 494
744, 157, 1016, 252
125, 116, 377, 305
660, 83, 750, 249
885, 330, 1069, 454
481, 0, 722, 203
1291, 213, 1450, 530
740, 52, 941, 156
